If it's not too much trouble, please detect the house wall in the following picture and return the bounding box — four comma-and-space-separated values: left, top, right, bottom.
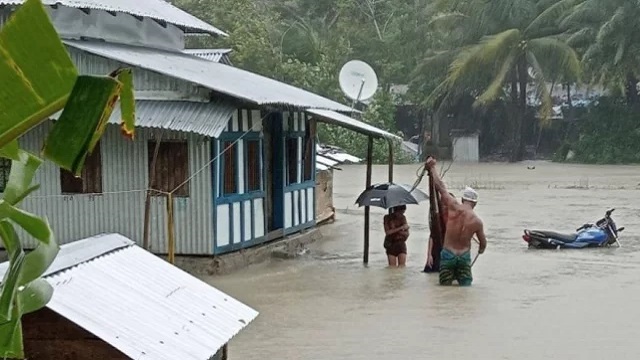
282, 111, 316, 234
48, 6, 185, 51
213, 109, 266, 253
315, 169, 334, 221
213, 110, 316, 255
69, 47, 210, 101
1, 5, 185, 51
452, 134, 480, 162
17, 121, 215, 254
22, 308, 226, 360
22, 308, 128, 359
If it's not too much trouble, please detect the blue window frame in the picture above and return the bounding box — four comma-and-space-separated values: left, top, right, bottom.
302, 120, 316, 182
285, 120, 316, 186
218, 133, 264, 200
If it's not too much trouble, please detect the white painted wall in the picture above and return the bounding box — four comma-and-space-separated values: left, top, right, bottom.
214, 109, 266, 250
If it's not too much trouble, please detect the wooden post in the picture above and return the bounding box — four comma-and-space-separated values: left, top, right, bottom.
222, 344, 228, 360
166, 192, 176, 264
143, 135, 162, 250
363, 136, 373, 264
387, 139, 395, 218
387, 138, 394, 183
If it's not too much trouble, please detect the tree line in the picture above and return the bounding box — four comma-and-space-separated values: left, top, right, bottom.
173, 0, 640, 164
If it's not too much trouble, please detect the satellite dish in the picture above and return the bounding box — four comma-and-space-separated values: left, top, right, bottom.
339, 60, 379, 103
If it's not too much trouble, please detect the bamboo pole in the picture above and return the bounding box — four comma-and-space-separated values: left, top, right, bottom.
363, 136, 373, 264
166, 192, 176, 264
387, 138, 395, 217
143, 134, 163, 250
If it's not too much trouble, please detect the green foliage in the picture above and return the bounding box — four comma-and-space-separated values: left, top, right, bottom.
173, 0, 418, 164
172, 0, 640, 164
0, 0, 136, 357
561, 97, 640, 164
318, 90, 413, 164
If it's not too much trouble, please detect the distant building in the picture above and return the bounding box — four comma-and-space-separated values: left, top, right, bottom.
314, 144, 361, 223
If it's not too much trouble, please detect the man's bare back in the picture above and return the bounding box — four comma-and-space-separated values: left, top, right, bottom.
425, 158, 487, 255
442, 204, 484, 254
425, 157, 487, 286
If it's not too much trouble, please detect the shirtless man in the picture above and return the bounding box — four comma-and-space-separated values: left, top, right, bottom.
425, 157, 487, 286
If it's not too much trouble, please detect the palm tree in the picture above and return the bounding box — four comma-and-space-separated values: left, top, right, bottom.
561, 0, 640, 106
427, 0, 581, 162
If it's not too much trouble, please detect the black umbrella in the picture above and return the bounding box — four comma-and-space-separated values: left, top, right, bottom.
355, 182, 429, 209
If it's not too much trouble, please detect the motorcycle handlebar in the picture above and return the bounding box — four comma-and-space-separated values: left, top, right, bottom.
606, 208, 615, 216
576, 223, 591, 231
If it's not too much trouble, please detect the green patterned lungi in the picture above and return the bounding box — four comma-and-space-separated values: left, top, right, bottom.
439, 248, 473, 286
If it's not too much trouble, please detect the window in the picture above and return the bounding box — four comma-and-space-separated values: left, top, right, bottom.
0, 158, 11, 192
222, 141, 237, 195
148, 141, 189, 197
286, 137, 298, 185
245, 140, 261, 192
60, 142, 102, 194
303, 121, 316, 182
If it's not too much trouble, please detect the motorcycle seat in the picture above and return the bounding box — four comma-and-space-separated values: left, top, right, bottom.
530, 230, 577, 243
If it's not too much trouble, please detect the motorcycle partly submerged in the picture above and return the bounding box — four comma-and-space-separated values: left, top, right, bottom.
522, 208, 625, 249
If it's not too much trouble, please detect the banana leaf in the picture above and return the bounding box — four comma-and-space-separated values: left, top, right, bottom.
0, 0, 77, 149
0, 0, 136, 357
42, 75, 123, 175
0, 151, 58, 358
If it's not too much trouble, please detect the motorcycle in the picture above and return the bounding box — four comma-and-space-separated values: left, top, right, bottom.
522, 208, 625, 249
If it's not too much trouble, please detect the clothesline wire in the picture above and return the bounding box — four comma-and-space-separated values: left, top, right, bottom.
28, 112, 272, 200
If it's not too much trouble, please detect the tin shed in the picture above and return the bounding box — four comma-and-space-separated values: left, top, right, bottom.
451, 129, 480, 163
0, 233, 258, 360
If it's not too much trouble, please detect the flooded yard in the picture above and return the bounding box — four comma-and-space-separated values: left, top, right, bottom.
207, 161, 640, 360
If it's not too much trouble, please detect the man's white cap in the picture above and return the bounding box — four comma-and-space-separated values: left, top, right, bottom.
462, 186, 478, 203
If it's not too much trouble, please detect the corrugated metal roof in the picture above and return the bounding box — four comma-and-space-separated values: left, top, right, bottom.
317, 155, 339, 167
315, 144, 361, 171
0, 0, 226, 36
316, 163, 329, 171
50, 99, 235, 138
64, 40, 354, 112
0, 233, 258, 360
307, 109, 401, 140
183, 48, 232, 64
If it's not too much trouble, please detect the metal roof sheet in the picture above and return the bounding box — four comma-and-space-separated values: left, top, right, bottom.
317, 144, 362, 164
0, 233, 258, 360
315, 144, 361, 171
327, 152, 361, 163
307, 109, 401, 140
316, 163, 329, 171
183, 48, 232, 64
50, 99, 235, 138
64, 40, 354, 112
316, 154, 339, 167
0, 0, 226, 36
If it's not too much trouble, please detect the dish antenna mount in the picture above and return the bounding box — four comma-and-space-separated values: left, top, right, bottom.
339, 60, 379, 111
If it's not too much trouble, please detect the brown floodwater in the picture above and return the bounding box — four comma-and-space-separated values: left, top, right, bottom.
206, 161, 640, 360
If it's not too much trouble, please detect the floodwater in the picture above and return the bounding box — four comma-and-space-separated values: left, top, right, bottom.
207, 161, 640, 360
